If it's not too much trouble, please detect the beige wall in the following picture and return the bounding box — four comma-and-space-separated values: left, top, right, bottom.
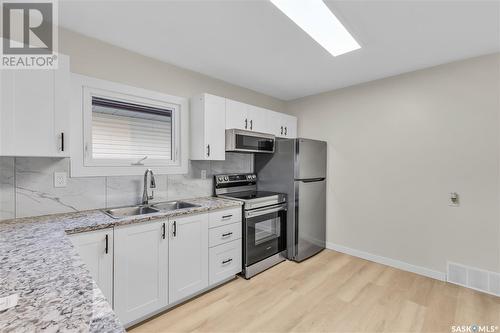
59, 28, 286, 112
286, 54, 500, 273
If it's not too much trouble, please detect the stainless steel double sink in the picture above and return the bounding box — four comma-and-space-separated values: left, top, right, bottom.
103, 201, 200, 219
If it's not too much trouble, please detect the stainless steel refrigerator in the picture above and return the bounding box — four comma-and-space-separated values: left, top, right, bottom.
255, 138, 327, 262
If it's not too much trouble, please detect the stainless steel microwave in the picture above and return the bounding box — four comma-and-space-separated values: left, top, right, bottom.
225, 129, 275, 154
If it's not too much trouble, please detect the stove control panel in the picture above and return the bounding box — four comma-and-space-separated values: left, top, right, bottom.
214, 173, 257, 187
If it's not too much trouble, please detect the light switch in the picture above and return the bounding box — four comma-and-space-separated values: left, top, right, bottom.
54, 172, 67, 188
200, 170, 207, 180
449, 192, 459, 207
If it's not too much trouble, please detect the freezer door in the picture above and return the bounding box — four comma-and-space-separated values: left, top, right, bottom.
295, 139, 327, 180
294, 179, 326, 261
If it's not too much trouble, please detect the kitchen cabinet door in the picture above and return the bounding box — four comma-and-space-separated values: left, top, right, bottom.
282, 114, 297, 138
271, 112, 298, 138
246, 105, 269, 133
266, 110, 282, 137
69, 228, 113, 306
114, 220, 168, 326
226, 99, 248, 130
190, 93, 226, 160
0, 55, 70, 157
169, 213, 209, 303
209, 238, 242, 285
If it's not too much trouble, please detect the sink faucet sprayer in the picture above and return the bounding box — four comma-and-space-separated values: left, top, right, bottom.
142, 169, 156, 205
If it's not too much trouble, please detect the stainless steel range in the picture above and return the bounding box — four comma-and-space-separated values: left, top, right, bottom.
214, 173, 287, 279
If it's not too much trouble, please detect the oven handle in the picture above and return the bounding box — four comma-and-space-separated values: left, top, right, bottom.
245, 203, 287, 218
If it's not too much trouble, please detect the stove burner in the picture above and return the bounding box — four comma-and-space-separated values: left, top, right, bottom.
214, 173, 286, 210
221, 191, 281, 200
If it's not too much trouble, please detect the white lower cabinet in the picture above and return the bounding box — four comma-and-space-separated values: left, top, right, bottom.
114, 220, 168, 326
209, 222, 242, 248
208, 210, 242, 285
71, 207, 242, 328
209, 239, 242, 285
168, 213, 209, 303
69, 228, 113, 305
208, 207, 242, 228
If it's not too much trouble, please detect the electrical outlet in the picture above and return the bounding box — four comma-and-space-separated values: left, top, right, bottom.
200, 170, 207, 180
54, 172, 67, 188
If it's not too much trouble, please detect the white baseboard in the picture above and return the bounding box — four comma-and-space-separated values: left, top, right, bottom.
326, 242, 446, 281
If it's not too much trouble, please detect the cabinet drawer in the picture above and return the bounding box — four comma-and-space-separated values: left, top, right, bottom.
209, 239, 242, 285
209, 222, 241, 248
209, 207, 242, 228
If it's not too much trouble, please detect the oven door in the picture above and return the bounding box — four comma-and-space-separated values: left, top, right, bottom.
244, 203, 287, 266
226, 129, 275, 153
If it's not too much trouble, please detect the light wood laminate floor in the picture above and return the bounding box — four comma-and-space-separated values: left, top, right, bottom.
129, 250, 500, 333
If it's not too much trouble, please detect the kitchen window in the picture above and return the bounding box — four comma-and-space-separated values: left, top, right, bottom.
89, 96, 174, 165
71, 75, 188, 177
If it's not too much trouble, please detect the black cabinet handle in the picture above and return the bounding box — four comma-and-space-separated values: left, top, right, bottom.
222, 214, 232, 219
284, 127, 287, 136
162, 223, 166, 239
221, 232, 233, 237
61, 132, 65, 152
244, 119, 248, 129
250, 119, 253, 130
207, 144, 210, 157
222, 258, 233, 264
173, 221, 177, 237
280, 126, 283, 135
105, 234, 109, 254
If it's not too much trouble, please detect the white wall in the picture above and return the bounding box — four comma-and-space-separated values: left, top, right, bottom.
59, 28, 286, 112
286, 54, 500, 274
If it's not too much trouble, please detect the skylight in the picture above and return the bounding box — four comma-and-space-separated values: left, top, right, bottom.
270, 0, 361, 57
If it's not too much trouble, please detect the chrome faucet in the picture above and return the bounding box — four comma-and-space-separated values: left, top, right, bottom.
142, 169, 156, 205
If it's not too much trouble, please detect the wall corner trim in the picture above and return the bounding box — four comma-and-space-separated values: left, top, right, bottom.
326, 242, 446, 281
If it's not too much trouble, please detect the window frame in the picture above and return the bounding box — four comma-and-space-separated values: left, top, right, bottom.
71, 74, 189, 177
84, 87, 178, 167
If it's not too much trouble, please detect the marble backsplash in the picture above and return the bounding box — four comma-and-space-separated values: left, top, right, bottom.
0, 153, 252, 221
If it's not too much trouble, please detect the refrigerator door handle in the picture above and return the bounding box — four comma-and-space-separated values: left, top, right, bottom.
297, 178, 325, 183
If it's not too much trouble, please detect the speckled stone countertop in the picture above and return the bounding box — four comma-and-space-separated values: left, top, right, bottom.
0, 197, 242, 333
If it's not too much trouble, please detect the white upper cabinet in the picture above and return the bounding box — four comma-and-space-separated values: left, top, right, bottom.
265, 110, 281, 137
281, 113, 298, 138
246, 105, 269, 133
268, 110, 297, 138
192, 94, 298, 159
225, 98, 296, 136
190, 93, 226, 160
225, 99, 248, 130
226, 99, 268, 133
168, 213, 209, 304
0, 54, 70, 157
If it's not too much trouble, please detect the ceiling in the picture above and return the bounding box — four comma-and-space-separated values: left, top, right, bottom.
59, 0, 500, 100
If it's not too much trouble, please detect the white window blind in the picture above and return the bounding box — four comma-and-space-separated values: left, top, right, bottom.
91, 97, 173, 161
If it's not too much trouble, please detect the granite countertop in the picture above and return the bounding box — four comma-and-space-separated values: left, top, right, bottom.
0, 196, 242, 333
